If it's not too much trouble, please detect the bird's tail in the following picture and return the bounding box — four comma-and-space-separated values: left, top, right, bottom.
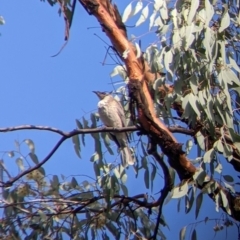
120, 147, 135, 167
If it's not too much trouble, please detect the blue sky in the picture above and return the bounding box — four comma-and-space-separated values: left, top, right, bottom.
0, 0, 238, 239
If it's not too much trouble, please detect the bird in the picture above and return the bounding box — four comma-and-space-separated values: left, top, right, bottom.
93, 91, 135, 167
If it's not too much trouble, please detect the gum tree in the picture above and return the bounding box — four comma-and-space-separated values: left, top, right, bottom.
1, 0, 240, 239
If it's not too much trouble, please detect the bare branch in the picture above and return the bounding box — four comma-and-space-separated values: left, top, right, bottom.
0, 124, 194, 136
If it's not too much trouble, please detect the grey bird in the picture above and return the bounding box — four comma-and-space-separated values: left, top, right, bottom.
93, 91, 135, 167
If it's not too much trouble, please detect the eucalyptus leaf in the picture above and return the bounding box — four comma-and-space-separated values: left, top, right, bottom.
219, 12, 230, 32
135, 5, 149, 27
24, 139, 35, 153
16, 158, 24, 171
223, 175, 234, 182
179, 226, 186, 240
172, 182, 188, 199
72, 135, 81, 158
187, 0, 199, 25
203, 149, 214, 163
191, 229, 197, 240
195, 192, 203, 219
144, 167, 150, 189
122, 2, 132, 23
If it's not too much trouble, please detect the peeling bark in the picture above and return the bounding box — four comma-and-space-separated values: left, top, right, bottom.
78, 0, 240, 221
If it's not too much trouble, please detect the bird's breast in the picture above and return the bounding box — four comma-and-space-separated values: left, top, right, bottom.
98, 100, 122, 128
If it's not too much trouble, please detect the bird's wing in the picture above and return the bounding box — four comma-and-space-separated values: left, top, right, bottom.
114, 99, 127, 127
114, 98, 131, 143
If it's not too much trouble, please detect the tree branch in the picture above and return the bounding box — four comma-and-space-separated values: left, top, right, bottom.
3, 136, 66, 187
0, 124, 194, 135
147, 137, 173, 239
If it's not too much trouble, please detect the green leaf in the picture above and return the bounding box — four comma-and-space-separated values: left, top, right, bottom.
223, 175, 234, 182
144, 168, 150, 189
179, 226, 186, 240
203, 149, 214, 163
94, 162, 100, 179
195, 192, 203, 219
191, 229, 197, 240
0, 16, 5, 25
149, 10, 157, 30
215, 162, 222, 174
38, 167, 45, 177
185, 195, 190, 213
164, 49, 173, 77
177, 198, 181, 212
186, 187, 194, 214
24, 139, 35, 153
219, 12, 230, 33
71, 177, 78, 188
16, 158, 24, 171
154, 0, 163, 10
90, 152, 100, 162
189, 75, 198, 95
203, 27, 212, 60
122, 2, 132, 23
205, 0, 214, 25
135, 42, 141, 58
185, 139, 193, 155
72, 135, 81, 158
229, 56, 240, 73
110, 65, 126, 79
219, 190, 228, 208
195, 131, 205, 151
76, 119, 85, 146
159, 2, 168, 20
150, 163, 156, 191
141, 156, 148, 169
189, 93, 200, 117
187, 0, 199, 25
14, 140, 20, 151
29, 153, 39, 164
90, 113, 97, 128
82, 116, 89, 129
172, 182, 188, 198
8, 151, 14, 158
120, 183, 128, 196
135, 5, 149, 27
121, 172, 127, 184
51, 175, 59, 189
0, 161, 3, 183
193, 168, 207, 185
101, 132, 114, 155
223, 181, 235, 193
132, 1, 143, 16
75, 119, 83, 129
169, 167, 175, 185
113, 167, 120, 179
92, 133, 102, 161
141, 141, 148, 156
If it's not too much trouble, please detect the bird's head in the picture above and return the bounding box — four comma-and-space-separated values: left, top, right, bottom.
92, 91, 110, 100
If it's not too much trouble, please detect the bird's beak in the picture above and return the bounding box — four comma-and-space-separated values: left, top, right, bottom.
92, 91, 105, 100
